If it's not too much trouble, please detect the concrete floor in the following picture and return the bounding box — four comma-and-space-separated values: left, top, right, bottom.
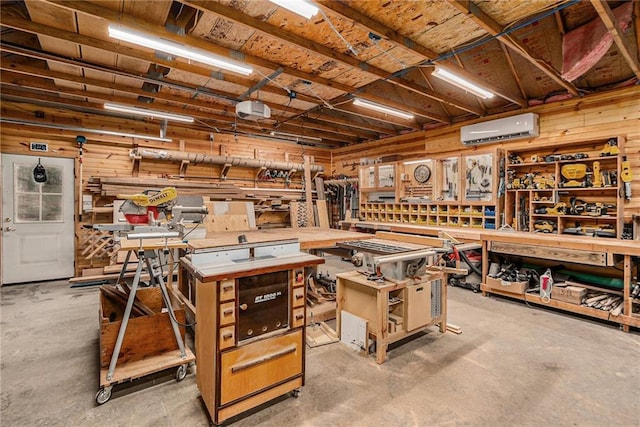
1, 256, 639, 426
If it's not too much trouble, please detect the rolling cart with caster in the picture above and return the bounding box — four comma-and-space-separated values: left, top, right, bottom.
96, 235, 195, 405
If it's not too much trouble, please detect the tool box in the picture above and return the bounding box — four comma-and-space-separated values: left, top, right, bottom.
485, 276, 529, 295
551, 285, 587, 305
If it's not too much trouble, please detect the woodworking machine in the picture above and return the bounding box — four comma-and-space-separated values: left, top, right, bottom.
338, 239, 441, 281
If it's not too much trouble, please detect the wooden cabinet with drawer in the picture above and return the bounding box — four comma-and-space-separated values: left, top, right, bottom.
192, 256, 323, 426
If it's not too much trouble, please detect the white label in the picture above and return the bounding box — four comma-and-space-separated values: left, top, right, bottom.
30, 142, 49, 152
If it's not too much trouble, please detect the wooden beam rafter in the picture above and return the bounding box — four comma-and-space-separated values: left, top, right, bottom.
0, 78, 353, 146
590, 0, 640, 80
44, 0, 443, 127
449, 0, 580, 97
182, 0, 461, 122
316, 0, 526, 109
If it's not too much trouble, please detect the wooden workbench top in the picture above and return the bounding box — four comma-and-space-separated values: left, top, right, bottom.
342, 220, 640, 256
119, 237, 188, 251
187, 227, 373, 251
480, 231, 640, 256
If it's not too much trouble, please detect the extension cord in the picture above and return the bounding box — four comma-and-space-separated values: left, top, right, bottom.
540, 268, 553, 302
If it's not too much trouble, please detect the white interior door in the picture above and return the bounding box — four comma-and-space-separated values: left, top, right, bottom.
1, 154, 75, 285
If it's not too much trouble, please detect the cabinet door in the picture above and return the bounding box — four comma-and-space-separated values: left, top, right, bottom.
220, 330, 303, 404
405, 283, 431, 331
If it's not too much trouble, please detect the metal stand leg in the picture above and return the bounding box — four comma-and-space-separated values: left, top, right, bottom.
144, 250, 187, 359
106, 251, 145, 381
115, 250, 132, 286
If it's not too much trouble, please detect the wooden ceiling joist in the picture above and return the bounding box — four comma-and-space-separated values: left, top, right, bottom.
182, 0, 462, 123
449, 0, 581, 97
316, 0, 526, 109
590, 0, 640, 80
0, 43, 384, 141
43, 0, 355, 95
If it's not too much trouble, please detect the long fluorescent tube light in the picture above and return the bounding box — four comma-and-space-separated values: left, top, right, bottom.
0, 118, 173, 142
108, 25, 253, 76
270, 0, 319, 19
403, 159, 431, 165
270, 131, 322, 142
353, 98, 414, 120
432, 67, 494, 99
104, 103, 194, 123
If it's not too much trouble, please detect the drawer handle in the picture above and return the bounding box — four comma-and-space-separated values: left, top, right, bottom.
295, 313, 304, 320
295, 293, 304, 299
231, 344, 297, 373
222, 331, 233, 340
223, 308, 234, 315
223, 285, 233, 291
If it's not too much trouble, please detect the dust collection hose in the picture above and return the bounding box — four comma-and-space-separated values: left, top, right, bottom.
451, 249, 482, 279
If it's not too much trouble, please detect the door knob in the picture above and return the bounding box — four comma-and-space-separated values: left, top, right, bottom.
4, 226, 16, 232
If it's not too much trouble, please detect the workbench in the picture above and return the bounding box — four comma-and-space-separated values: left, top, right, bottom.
189, 227, 372, 250
177, 227, 373, 317
340, 219, 484, 242
480, 232, 640, 331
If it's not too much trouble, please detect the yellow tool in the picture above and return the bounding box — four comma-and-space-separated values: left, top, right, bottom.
561, 164, 586, 187
117, 187, 178, 207
621, 156, 632, 199
592, 161, 602, 188
600, 139, 621, 156
546, 202, 567, 215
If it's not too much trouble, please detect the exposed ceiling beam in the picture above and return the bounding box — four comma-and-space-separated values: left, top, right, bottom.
304, 111, 397, 135
0, 74, 356, 145
46, 0, 447, 126
44, 0, 355, 95
0, 85, 350, 147
182, 0, 471, 120
0, 14, 276, 96
416, 68, 453, 120
449, 0, 581, 97
0, 59, 366, 139
316, 0, 526, 108
590, 0, 640, 80
0, 43, 382, 139
500, 44, 527, 101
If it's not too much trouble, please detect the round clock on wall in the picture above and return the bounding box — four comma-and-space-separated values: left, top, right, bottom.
413, 164, 431, 183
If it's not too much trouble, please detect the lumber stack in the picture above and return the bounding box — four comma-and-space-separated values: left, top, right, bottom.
87, 176, 310, 201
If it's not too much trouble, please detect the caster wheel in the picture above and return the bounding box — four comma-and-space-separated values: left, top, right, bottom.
291, 388, 301, 398
95, 387, 112, 405
176, 364, 188, 382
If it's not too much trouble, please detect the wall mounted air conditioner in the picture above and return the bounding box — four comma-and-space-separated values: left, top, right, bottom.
460, 113, 539, 145
235, 100, 271, 121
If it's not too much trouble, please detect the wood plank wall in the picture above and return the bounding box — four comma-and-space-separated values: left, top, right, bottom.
1, 85, 638, 277
0, 102, 331, 275
332, 85, 640, 222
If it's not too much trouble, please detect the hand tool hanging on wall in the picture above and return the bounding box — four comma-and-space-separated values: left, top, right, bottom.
621, 156, 632, 200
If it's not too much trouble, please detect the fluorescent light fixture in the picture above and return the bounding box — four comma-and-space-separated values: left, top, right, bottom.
353, 98, 414, 120
270, 131, 322, 142
0, 118, 172, 142
270, 0, 319, 19
432, 67, 494, 99
108, 25, 253, 76
403, 159, 432, 165
104, 103, 194, 123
